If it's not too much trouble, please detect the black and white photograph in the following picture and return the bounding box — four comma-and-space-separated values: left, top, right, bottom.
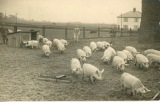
0, 0, 160, 101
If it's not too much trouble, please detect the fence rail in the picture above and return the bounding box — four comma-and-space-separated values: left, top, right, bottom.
0, 22, 138, 40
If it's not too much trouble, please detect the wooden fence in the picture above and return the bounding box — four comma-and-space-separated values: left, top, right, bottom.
0, 22, 138, 40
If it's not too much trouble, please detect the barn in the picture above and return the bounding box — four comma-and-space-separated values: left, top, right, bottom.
7, 29, 39, 48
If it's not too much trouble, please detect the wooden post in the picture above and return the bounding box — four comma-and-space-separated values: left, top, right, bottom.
121, 28, 122, 36
14, 26, 17, 32
83, 27, 85, 39
42, 26, 45, 37
65, 27, 67, 39
98, 27, 100, 37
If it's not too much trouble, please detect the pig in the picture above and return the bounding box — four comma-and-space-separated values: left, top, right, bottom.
60, 39, 69, 46
120, 72, 151, 96
45, 40, 52, 48
135, 54, 149, 69
96, 41, 105, 50
76, 49, 86, 62
90, 41, 98, 52
101, 49, 114, 64
83, 46, 92, 58
106, 47, 116, 56
125, 46, 140, 57
38, 34, 44, 42
112, 56, 129, 71
147, 54, 160, 67
25, 40, 39, 49
42, 45, 52, 57
82, 63, 104, 84
116, 51, 128, 63
57, 41, 66, 53
43, 38, 49, 44
102, 41, 111, 48
122, 50, 134, 61
144, 49, 160, 56
71, 58, 83, 77
53, 39, 61, 46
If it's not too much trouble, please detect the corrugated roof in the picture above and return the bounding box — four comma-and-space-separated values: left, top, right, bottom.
117, 11, 141, 18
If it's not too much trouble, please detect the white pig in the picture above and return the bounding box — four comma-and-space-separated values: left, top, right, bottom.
53, 39, 61, 46
125, 46, 140, 57
90, 41, 97, 52
122, 50, 134, 61
102, 41, 111, 48
60, 39, 69, 46
83, 46, 92, 58
45, 40, 52, 48
120, 72, 151, 96
144, 49, 160, 56
57, 41, 66, 53
107, 47, 116, 56
135, 54, 149, 69
116, 51, 128, 63
147, 54, 160, 66
42, 45, 52, 57
25, 40, 39, 49
71, 58, 82, 76
96, 41, 105, 50
82, 63, 104, 84
112, 56, 129, 71
76, 49, 86, 62
101, 49, 114, 64
43, 38, 49, 44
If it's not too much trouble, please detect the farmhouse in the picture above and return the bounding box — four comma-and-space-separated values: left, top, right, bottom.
7, 29, 39, 47
117, 8, 141, 31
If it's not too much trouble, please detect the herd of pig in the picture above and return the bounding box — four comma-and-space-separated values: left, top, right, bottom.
24, 34, 160, 97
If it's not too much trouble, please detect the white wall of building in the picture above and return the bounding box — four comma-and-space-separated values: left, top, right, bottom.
117, 17, 141, 30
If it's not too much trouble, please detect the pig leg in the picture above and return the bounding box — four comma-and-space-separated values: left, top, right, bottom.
89, 76, 95, 84
76, 35, 79, 42
131, 89, 136, 96
73, 34, 76, 41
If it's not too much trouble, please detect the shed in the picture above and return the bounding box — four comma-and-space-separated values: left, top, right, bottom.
7, 30, 39, 47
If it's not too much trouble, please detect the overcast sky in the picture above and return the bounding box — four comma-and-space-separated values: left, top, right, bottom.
0, 0, 142, 24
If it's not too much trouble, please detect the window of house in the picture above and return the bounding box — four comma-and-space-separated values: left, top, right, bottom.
134, 25, 138, 30
123, 25, 128, 29
117, 25, 120, 29
124, 18, 128, 22
134, 18, 139, 22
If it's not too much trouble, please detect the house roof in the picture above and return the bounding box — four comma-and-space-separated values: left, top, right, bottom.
117, 11, 141, 18
8, 30, 39, 35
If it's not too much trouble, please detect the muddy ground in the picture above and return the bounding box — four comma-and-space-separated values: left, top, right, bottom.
0, 36, 160, 101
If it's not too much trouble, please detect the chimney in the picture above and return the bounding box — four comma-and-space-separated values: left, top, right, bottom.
133, 8, 136, 12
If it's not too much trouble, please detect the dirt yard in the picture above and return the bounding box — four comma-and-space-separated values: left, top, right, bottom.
0, 36, 160, 101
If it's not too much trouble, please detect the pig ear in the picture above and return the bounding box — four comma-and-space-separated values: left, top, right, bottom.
101, 69, 104, 73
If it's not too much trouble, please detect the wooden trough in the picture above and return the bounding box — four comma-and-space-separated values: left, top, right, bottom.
7, 29, 39, 48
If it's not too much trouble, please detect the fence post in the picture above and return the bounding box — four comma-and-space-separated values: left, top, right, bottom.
121, 28, 122, 36
42, 26, 45, 37
98, 27, 100, 37
65, 27, 68, 39
83, 27, 85, 39
14, 26, 17, 32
